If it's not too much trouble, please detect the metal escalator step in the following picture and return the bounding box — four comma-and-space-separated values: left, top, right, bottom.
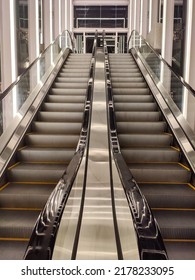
114, 102, 157, 111
17, 147, 75, 163
32, 122, 81, 134
110, 65, 138, 70
38, 111, 83, 122
62, 65, 90, 69
111, 77, 144, 83
115, 111, 161, 122
0, 240, 29, 260
60, 68, 90, 74
8, 163, 67, 182
110, 68, 140, 74
58, 72, 90, 78
56, 77, 89, 83
0, 183, 55, 208
42, 103, 84, 112
139, 183, 195, 208
114, 95, 154, 103
25, 134, 79, 148
53, 82, 88, 89
118, 133, 173, 147
117, 121, 167, 133
112, 82, 147, 88
121, 147, 179, 163
50, 88, 87, 95
153, 210, 195, 240
110, 72, 142, 78
164, 241, 195, 260
128, 163, 191, 183
113, 88, 150, 95
46, 95, 86, 103
0, 209, 40, 238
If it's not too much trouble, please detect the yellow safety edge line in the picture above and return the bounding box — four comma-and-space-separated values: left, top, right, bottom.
0, 237, 29, 241
0, 182, 10, 191
12, 181, 57, 184
0, 208, 42, 211
178, 162, 191, 171
164, 239, 195, 243
152, 208, 195, 211
8, 162, 20, 170
137, 181, 188, 184
171, 146, 180, 152
188, 183, 195, 191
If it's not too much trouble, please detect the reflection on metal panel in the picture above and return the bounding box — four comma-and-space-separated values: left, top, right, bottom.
76, 48, 117, 259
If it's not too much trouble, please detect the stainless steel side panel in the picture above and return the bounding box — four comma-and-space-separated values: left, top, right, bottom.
76, 48, 117, 259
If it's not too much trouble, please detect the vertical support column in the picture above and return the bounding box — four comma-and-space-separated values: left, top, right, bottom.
161, 0, 174, 65
43, 0, 53, 48
0, 0, 17, 90
61, 0, 66, 32
65, 0, 71, 31
29, 0, 39, 63
128, 0, 135, 36
70, 0, 74, 32
148, 0, 159, 48
53, 0, 61, 40
183, 0, 195, 131
140, 0, 148, 38
135, 0, 141, 34
0, 0, 17, 130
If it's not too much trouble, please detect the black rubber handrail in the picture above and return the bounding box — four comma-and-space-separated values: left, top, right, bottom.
128, 30, 195, 98
24, 34, 98, 260
105, 39, 168, 260
0, 30, 74, 100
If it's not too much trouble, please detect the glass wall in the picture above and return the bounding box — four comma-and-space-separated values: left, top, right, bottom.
16, 0, 29, 75
39, 0, 44, 52
172, 0, 186, 75
74, 6, 128, 29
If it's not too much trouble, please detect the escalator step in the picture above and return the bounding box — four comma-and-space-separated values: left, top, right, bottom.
164, 241, 195, 260
114, 102, 157, 111
118, 133, 173, 147
25, 134, 79, 148
17, 147, 75, 163
111, 72, 142, 78
8, 163, 67, 182
60, 68, 90, 74
0, 240, 29, 260
111, 77, 144, 83
32, 122, 82, 134
113, 88, 150, 95
38, 111, 83, 122
128, 163, 191, 183
0, 210, 40, 238
114, 95, 154, 102
49, 88, 87, 95
153, 210, 195, 239
42, 103, 84, 112
112, 82, 148, 88
115, 111, 161, 122
117, 121, 167, 133
53, 82, 88, 89
0, 183, 55, 208
139, 183, 195, 208
46, 95, 86, 103
121, 147, 179, 163
56, 77, 89, 83
59, 72, 90, 78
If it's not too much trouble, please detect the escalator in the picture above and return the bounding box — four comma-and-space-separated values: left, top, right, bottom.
0, 53, 92, 260
108, 53, 195, 260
